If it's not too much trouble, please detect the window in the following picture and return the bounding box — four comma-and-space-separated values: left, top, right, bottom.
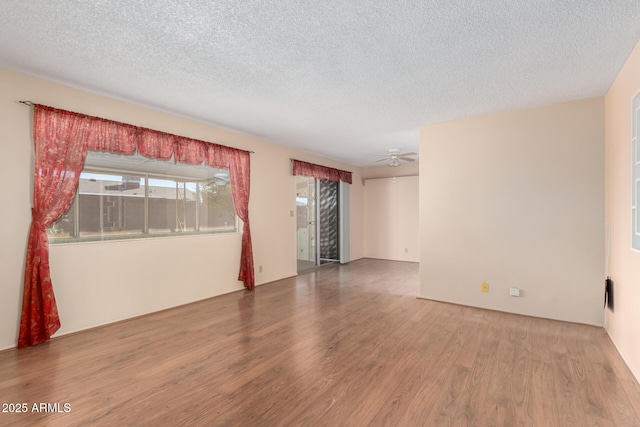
47, 151, 237, 242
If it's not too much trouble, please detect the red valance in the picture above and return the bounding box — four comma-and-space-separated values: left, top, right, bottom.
19, 104, 255, 348
291, 159, 352, 184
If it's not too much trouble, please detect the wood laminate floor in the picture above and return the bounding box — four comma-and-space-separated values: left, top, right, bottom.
296, 259, 316, 274
1, 259, 639, 426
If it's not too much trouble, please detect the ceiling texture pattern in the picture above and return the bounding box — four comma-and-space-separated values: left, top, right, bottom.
1, 1, 640, 166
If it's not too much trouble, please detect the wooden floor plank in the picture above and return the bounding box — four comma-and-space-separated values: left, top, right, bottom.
0, 259, 638, 426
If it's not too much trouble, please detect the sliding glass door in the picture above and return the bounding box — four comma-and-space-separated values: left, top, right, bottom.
296, 177, 341, 273
318, 179, 339, 264
296, 176, 316, 272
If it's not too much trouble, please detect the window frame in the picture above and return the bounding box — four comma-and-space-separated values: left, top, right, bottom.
48, 165, 239, 244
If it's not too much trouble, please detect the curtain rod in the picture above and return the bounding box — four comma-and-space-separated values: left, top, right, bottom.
19, 100, 255, 154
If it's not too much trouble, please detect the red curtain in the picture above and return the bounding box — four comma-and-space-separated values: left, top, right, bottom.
207, 146, 254, 289
292, 159, 352, 184
19, 108, 91, 348
19, 105, 254, 348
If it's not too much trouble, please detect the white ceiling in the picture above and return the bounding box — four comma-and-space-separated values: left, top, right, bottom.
1, 1, 639, 167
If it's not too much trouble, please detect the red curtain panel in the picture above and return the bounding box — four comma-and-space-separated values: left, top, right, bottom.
210, 146, 254, 289
19, 107, 92, 348
291, 159, 352, 184
19, 105, 254, 348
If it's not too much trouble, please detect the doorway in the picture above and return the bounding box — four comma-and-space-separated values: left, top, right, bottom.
296, 176, 316, 273
296, 177, 342, 273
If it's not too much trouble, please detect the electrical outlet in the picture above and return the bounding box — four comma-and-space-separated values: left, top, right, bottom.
259, 265, 263, 273
481, 282, 489, 293
509, 287, 520, 297
404, 248, 408, 253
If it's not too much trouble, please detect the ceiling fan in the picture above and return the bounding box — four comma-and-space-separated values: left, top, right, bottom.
376, 148, 417, 167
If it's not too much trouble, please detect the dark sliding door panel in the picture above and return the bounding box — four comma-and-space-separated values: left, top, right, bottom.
319, 179, 339, 264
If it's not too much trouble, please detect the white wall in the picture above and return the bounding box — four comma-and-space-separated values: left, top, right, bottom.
420, 97, 605, 326
605, 38, 640, 382
362, 161, 419, 179
0, 68, 364, 350
364, 176, 419, 262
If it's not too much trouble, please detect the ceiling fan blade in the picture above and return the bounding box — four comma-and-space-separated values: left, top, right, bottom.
375, 158, 388, 162
399, 157, 416, 162
397, 152, 417, 157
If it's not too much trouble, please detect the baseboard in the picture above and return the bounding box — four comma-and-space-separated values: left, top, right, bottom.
606, 330, 640, 384
417, 296, 603, 328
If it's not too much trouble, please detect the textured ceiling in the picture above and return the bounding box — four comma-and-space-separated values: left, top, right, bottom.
1, 1, 640, 167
